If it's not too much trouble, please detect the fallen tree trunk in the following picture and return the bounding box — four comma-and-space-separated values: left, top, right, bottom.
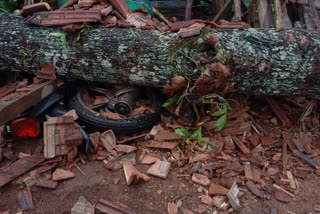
1, 12, 320, 98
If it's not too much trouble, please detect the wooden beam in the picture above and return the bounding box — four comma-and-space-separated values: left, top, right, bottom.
234, 0, 242, 21
213, 0, 233, 22
0, 80, 59, 125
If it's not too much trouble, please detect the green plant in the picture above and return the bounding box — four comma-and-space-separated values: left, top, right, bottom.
203, 100, 232, 132
175, 126, 213, 152
75, 27, 87, 42
130, 28, 136, 41
162, 93, 185, 108
50, 32, 67, 45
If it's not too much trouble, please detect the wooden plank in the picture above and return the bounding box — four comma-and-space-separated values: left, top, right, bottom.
0, 153, 45, 187
0, 80, 59, 126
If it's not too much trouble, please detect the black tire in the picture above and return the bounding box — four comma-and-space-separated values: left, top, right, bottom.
68, 87, 161, 134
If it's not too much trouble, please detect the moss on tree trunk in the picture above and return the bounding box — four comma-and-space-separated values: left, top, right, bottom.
1, 13, 320, 98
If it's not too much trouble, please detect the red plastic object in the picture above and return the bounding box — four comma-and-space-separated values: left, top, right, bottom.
11, 117, 40, 139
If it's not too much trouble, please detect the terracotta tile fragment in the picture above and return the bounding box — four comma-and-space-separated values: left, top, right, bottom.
123, 160, 150, 185
246, 181, 264, 198
209, 182, 229, 195
191, 173, 210, 186
147, 160, 171, 178
37, 64, 56, 80
52, 168, 75, 181
168, 202, 179, 214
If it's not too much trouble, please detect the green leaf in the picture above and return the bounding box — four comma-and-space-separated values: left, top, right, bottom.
176, 94, 185, 105
50, 32, 67, 45
211, 106, 228, 117
175, 128, 189, 137
215, 113, 228, 131
130, 28, 136, 41
60, 33, 67, 45
207, 144, 212, 152
190, 126, 202, 141
162, 97, 177, 108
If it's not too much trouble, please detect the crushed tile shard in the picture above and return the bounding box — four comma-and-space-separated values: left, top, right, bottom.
146, 160, 171, 178
52, 168, 75, 181
71, 196, 95, 214
123, 160, 150, 185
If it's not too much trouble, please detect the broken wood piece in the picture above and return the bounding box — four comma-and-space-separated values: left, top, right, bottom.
52, 168, 75, 181
191, 173, 210, 186
100, 130, 118, 157
146, 160, 171, 178
95, 198, 136, 214
126, 13, 147, 28
0, 153, 45, 187
0, 80, 59, 126
71, 196, 95, 214
17, 188, 34, 210
273, 184, 295, 198
78, 0, 95, 8
123, 160, 150, 185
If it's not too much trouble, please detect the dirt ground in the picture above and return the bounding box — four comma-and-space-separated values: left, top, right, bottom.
0, 138, 320, 214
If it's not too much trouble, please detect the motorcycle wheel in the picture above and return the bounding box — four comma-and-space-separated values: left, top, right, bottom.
68, 87, 161, 134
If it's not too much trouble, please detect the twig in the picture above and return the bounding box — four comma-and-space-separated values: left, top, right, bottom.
152, 7, 171, 25
308, 0, 320, 28
273, 184, 295, 198
275, 0, 283, 28
75, 164, 87, 176
234, 0, 242, 21
282, 141, 287, 175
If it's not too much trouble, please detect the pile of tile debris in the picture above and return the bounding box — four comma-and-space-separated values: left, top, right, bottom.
20, 0, 250, 37
1, 70, 320, 213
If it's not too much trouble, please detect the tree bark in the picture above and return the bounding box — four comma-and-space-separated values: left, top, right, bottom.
257, 0, 275, 28
1, 13, 320, 98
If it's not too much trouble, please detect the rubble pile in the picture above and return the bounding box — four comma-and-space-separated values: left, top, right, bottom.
19, 0, 250, 37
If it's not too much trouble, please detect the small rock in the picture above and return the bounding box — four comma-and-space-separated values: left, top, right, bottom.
157, 190, 163, 195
